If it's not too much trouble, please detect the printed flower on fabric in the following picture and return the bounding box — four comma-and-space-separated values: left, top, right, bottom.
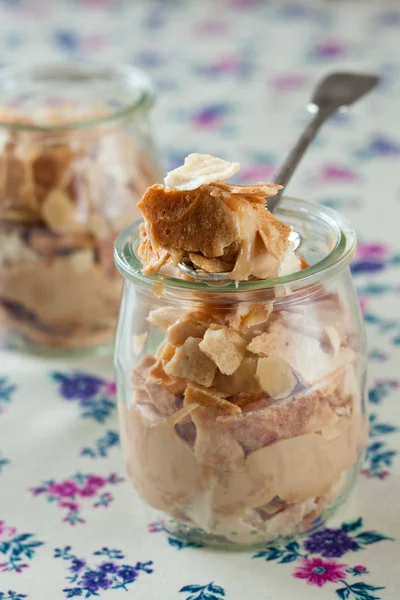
0, 593, 28, 600
179, 582, 225, 600
30, 473, 124, 525
253, 517, 392, 597
351, 242, 400, 274
0, 520, 44, 573
0, 454, 9, 475
80, 430, 120, 459
294, 557, 346, 587
362, 413, 398, 480
54, 546, 153, 598
0, 378, 17, 414
51, 372, 116, 423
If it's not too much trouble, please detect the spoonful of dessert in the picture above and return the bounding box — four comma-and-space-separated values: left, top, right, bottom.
137, 71, 379, 284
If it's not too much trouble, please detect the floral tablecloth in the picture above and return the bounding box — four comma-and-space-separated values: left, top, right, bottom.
1, 1, 400, 599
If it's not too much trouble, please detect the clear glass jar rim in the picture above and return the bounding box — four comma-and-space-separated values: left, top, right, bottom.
114, 196, 357, 295
0, 61, 155, 132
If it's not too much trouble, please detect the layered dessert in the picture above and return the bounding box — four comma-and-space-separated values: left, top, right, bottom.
119, 154, 367, 546
0, 109, 160, 350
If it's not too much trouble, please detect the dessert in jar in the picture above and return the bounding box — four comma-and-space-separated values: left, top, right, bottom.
114, 154, 368, 549
0, 63, 161, 353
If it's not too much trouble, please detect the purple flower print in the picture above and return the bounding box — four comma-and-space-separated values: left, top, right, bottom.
293, 557, 347, 587
352, 242, 389, 274
56, 547, 153, 597
70, 559, 86, 573
99, 562, 118, 574
313, 38, 346, 59
117, 566, 139, 583
58, 374, 104, 401
51, 372, 116, 423
304, 528, 359, 558
191, 104, 231, 129
80, 569, 111, 592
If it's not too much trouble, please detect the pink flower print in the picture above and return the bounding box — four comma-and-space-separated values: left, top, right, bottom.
79, 485, 98, 498
194, 20, 227, 36
293, 557, 347, 587
49, 481, 79, 498
358, 296, 367, 314
105, 381, 116, 395
0, 521, 17, 538
81, 35, 105, 52
353, 565, 367, 573
315, 164, 359, 184
240, 164, 276, 182
271, 74, 309, 92
86, 475, 106, 488
59, 501, 79, 511
357, 242, 388, 260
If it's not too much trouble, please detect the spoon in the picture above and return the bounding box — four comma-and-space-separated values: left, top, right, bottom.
178, 71, 379, 283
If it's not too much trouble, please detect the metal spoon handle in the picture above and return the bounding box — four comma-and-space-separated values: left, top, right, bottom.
268, 105, 335, 213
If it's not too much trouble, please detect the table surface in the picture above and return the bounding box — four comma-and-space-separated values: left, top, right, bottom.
1, 1, 400, 599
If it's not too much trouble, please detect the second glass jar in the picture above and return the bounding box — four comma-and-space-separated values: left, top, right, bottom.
0, 62, 162, 354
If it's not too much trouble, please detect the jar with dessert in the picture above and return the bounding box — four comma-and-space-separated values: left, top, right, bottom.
114, 154, 368, 549
0, 62, 162, 353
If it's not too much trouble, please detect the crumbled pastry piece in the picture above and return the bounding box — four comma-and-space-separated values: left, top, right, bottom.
147, 306, 183, 329
164, 336, 217, 387
188, 253, 233, 273
247, 319, 328, 383
164, 153, 240, 191
167, 314, 208, 346
212, 181, 282, 202
184, 383, 241, 416
137, 153, 301, 282
218, 393, 320, 453
41, 188, 85, 234
130, 355, 156, 388
199, 326, 246, 375
136, 402, 199, 429
213, 356, 262, 396
149, 358, 187, 396
0, 230, 38, 267
119, 404, 203, 512
138, 183, 241, 257
226, 302, 273, 332
324, 325, 341, 356
190, 405, 246, 473
256, 356, 298, 399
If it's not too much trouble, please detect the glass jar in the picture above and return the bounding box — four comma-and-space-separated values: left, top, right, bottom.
0, 62, 162, 354
114, 197, 368, 550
